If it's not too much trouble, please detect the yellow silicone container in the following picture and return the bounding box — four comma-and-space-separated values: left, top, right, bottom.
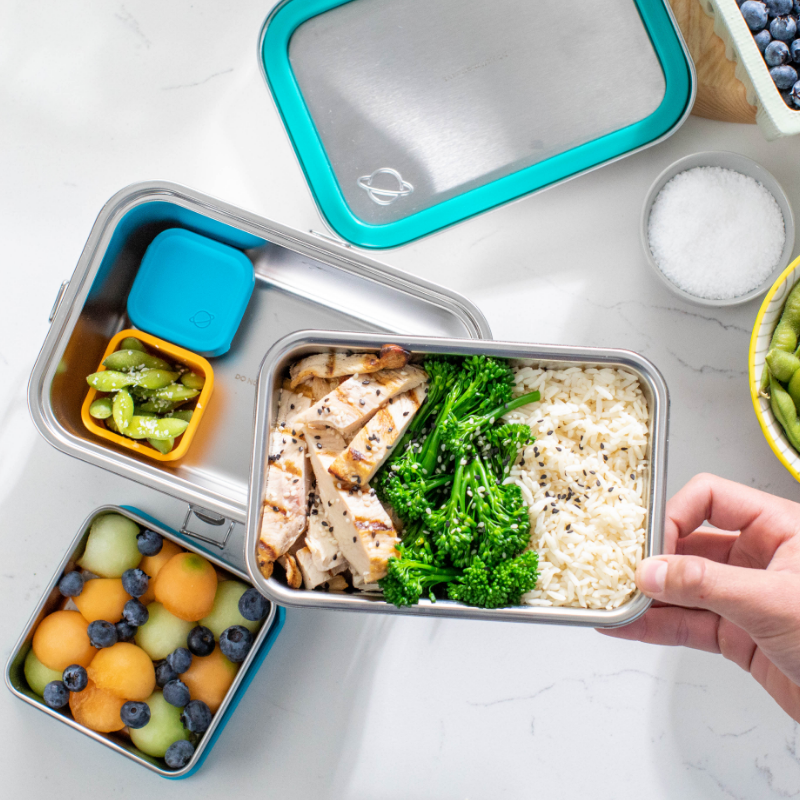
80, 329, 214, 462
749, 255, 800, 482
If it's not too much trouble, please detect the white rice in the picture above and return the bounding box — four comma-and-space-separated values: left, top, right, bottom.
504, 362, 649, 610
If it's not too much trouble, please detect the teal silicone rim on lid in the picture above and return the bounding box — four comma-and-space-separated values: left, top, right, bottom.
262, 0, 692, 249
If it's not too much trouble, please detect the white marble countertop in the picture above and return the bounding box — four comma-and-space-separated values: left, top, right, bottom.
3, 2, 800, 797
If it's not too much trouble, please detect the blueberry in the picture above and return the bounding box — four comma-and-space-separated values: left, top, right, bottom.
122, 598, 149, 627
771, 14, 797, 39
120, 700, 151, 729
238, 587, 270, 621
166, 647, 192, 675
791, 79, 800, 104
116, 620, 137, 642
794, 0, 800, 13
219, 625, 253, 664
121, 568, 149, 598
137, 529, 163, 556
766, 39, 792, 64
772, 63, 799, 87
58, 571, 84, 597
62, 664, 88, 693
164, 739, 195, 770
766, 0, 792, 14
43, 681, 70, 709
155, 660, 178, 688
741, 1, 769, 30
790, 38, 800, 60
187, 625, 215, 657
87, 619, 118, 648
163, 679, 191, 707
181, 700, 212, 733
755, 28, 774, 51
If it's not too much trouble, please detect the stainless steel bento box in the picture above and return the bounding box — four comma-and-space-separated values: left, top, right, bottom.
245, 331, 669, 628
5, 505, 282, 779
27, 182, 490, 572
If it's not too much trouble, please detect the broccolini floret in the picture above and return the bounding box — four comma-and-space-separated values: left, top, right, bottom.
375, 354, 540, 610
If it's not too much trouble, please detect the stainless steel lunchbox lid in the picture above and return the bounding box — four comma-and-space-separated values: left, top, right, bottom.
28, 182, 490, 572
245, 330, 669, 627
259, 0, 696, 248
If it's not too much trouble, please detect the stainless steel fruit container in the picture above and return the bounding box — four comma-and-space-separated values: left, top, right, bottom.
28, 182, 491, 571
245, 331, 670, 628
5, 505, 283, 779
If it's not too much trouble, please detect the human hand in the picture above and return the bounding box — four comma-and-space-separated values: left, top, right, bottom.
600, 473, 800, 722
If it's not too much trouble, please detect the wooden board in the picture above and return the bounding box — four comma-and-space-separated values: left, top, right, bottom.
668, 0, 757, 123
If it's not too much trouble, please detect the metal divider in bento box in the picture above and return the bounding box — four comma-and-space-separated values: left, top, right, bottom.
5, 505, 284, 779
28, 182, 490, 565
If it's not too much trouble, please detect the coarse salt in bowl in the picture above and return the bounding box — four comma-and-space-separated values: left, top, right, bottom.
641, 151, 795, 307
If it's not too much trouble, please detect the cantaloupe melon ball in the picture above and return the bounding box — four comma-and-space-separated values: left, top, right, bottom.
139, 539, 183, 605
33, 610, 95, 671
69, 680, 126, 733
73, 578, 131, 623
87, 642, 155, 701
181, 647, 238, 713
154, 552, 217, 622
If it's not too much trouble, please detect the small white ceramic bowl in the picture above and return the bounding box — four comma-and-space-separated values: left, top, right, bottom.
750, 255, 800, 483
641, 151, 795, 307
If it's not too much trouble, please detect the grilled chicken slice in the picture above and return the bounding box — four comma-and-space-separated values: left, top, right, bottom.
295, 365, 427, 439
305, 427, 399, 582
306, 492, 346, 571
296, 547, 346, 589
290, 376, 342, 402
289, 344, 410, 389
325, 574, 349, 592
327, 384, 427, 487
278, 553, 302, 589
258, 389, 312, 564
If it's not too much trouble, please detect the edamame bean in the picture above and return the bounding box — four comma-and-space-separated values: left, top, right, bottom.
134, 369, 179, 389
168, 409, 194, 423
119, 337, 147, 352
89, 397, 113, 419
766, 348, 800, 383
147, 437, 174, 454
139, 399, 182, 414
771, 377, 800, 452
147, 385, 199, 403
771, 318, 798, 354
788, 370, 800, 410
180, 372, 205, 390
86, 371, 135, 392
113, 389, 134, 431
123, 416, 189, 441
103, 350, 172, 372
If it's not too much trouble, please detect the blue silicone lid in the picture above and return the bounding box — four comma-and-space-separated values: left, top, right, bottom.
128, 229, 255, 357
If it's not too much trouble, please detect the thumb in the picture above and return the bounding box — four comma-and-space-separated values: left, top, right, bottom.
637, 555, 790, 635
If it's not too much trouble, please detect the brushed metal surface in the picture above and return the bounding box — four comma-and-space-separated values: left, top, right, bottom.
289, 0, 668, 223
27, 182, 491, 543
5, 505, 278, 778
245, 331, 669, 627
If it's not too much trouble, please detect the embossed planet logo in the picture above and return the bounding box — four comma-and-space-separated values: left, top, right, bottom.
357, 168, 414, 206
190, 310, 215, 329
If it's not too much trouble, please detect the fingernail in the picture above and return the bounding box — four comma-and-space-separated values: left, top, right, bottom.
639, 559, 667, 595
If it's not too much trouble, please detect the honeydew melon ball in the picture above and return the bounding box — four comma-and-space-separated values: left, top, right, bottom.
129, 690, 191, 758
200, 581, 260, 638
78, 514, 142, 577
24, 648, 63, 696
135, 602, 194, 661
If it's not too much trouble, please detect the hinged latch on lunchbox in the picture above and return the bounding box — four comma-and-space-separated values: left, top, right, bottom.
181, 505, 234, 548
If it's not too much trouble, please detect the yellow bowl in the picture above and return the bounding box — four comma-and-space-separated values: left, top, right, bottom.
749, 254, 800, 482
80, 329, 214, 462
